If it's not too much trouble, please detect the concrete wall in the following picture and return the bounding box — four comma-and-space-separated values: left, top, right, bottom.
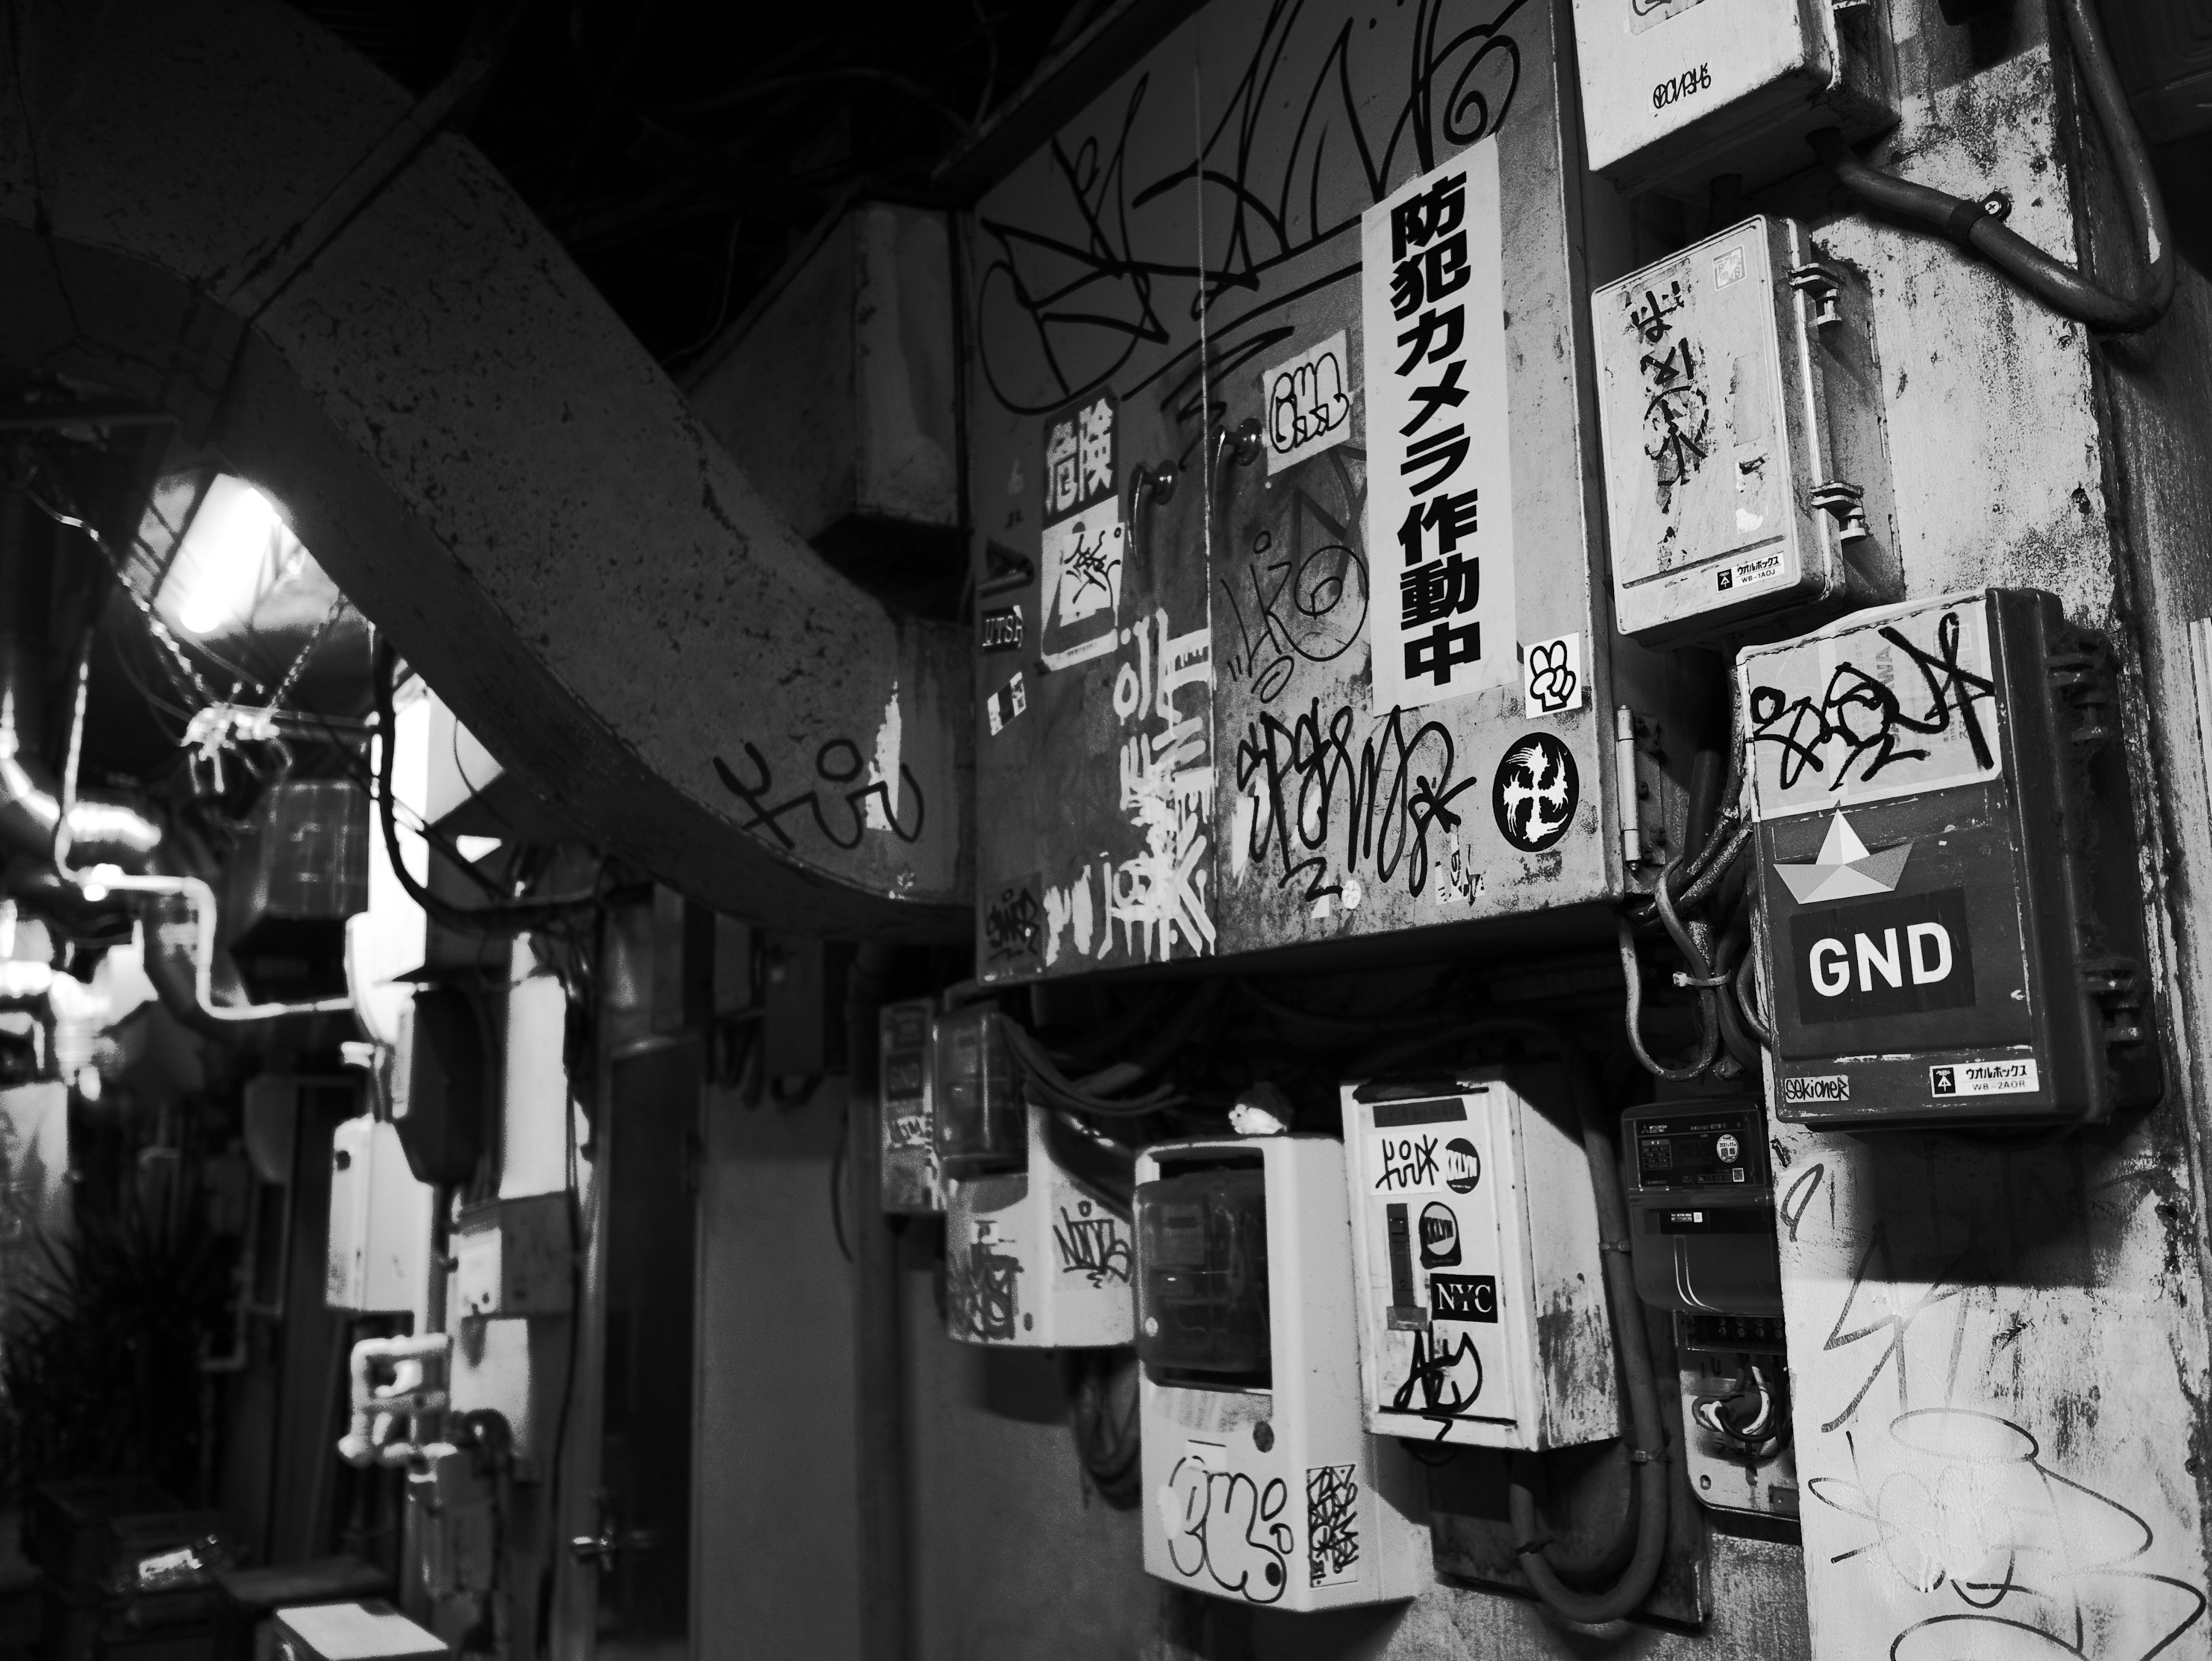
694, 1080, 863, 1659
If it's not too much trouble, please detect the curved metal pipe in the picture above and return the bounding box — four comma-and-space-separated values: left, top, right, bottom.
0, 485, 164, 870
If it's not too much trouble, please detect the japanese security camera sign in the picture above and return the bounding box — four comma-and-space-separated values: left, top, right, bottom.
1360, 144, 1517, 710
1739, 592, 2005, 821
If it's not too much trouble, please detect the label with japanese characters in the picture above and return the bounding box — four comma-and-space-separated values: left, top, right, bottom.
1038, 392, 1123, 672
1360, 144, 1516, 710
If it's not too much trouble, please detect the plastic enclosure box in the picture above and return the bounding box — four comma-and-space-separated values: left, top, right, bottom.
1137, 1137, 1431, 1612
1624, 1098, 1781, 1317
1135, 1167, 1272, 1385
931, 1006, 1024, 1179
1570, 0, 1895, 195
1339, 1074, 1615, 1450
878, 1000, 942, 1214
325, 1117, 434, 1316
1741, 588, 2159, 1128
452, 1192, 573, 1320
1593, 216, 1896, 648
942, 1103, 1134, 1348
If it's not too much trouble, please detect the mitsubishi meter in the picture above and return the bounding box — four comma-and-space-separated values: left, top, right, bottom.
1740, 588, 2157, 1129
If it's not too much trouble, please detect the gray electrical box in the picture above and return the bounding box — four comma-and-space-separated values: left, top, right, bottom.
1593, 216, 1897, 648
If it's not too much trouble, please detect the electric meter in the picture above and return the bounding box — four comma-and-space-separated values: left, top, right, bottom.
1339, 1074, 1614, 1450
1569, 0, 1895, 194
1136, 1136, 1430, 1612
1624, 1099, 1779, 1318
1625, 1099, 1796, 1520
942, 1102, 1132, 1348
1741, 588, 2158, 1129
931, 1005, 1023, 1179
1592, 216, 1896, 648
878, 999, 941, 1213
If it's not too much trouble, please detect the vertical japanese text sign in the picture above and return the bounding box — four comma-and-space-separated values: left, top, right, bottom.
1039, 391, 1122, 672
1360, 143, 1517, 710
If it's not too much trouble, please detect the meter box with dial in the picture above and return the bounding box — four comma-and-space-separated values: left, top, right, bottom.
944, 1101, 1132, 1348
1340, 1073, 1615, 1451
878, 999, 941, 1214
1593, 216, 1897, 648
1624, 1099, 1780, 1319
1135, 1136, 1430, 1613
1626, 1098, 1796, 1521
1741, 588, 2158, 1129
1569, 0, 1895, 195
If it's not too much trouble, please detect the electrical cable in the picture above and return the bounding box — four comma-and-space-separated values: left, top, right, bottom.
1809, 0, 2171, 334
1618, 915, 1719, 1083
373, 640, 605, 933
1449, 1017, 1672, 1624
1061, 1347, 1141, 1508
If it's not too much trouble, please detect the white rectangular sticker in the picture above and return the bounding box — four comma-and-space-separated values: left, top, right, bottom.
1740, 591, 2003, 820
1305, 1465, 1362, 1587
1365, 1127, 1478, 1194
1262, 332, 1353, 473
1783, 1074, 1851, 1105
1522, 632, 1585, 718
1930, 1058, 2039, 1098
1361, 142, 1516, 711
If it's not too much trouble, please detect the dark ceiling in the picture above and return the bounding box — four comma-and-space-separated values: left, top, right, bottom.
286, 0, 1098, 372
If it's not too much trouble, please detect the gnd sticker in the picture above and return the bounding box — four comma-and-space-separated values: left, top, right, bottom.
1492, 733, 1578, 853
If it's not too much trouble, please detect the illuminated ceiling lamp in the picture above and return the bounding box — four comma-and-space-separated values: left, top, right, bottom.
161, 475, 305, 637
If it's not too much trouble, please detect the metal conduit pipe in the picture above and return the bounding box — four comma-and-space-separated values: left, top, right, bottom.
0, 477, 349, 1030
0, 482, 163, 871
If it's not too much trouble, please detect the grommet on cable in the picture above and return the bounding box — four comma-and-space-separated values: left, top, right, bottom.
1944, 195, 1991, 247
1627, 1447, 1657, 1465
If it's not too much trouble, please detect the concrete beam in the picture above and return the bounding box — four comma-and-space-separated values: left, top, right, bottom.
0, 0, 969, 940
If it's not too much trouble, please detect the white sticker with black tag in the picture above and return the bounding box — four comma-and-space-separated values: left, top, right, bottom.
1929, 1058, 2039, 1098
1783, 1074, 1850, 1105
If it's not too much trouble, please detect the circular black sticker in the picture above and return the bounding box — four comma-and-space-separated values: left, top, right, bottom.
1492, 733, 1580, 853
1444, 1137, 1481, 1194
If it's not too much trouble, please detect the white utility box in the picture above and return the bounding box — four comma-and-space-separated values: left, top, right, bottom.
452, 1192, 572, 1320
1570, 0, 1895, 194
1593, 215, 1896, 648
1340, 1071, 1616, 1450
1136, 1136, 1430, 1613
942, 1101, 1133, 1348
325, 1117, 434, 1316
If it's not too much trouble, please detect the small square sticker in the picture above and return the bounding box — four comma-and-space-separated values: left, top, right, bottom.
1714, 247, 1747, 289
1522, 633, 1585, 718
985, 672, 1028, 736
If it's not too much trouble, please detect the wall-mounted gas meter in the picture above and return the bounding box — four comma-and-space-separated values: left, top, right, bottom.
1569, 0, 1895, 194
1625, 1099, 1796, 1520
1741, 588, 2157, 1128
1136, 1136, 1430, 1611
942, 1100, 1133, 1348
878, 999, 941, 1213
1339, 1074, 1615, 1450
1593, 216, 1896, 648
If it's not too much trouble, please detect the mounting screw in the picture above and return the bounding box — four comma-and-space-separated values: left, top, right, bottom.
1142, 463, 1177, 505
1230, 418, 1266, 468
1980, 188, 2013, 224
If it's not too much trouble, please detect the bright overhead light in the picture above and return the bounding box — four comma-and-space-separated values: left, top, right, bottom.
164, 475, 305, 637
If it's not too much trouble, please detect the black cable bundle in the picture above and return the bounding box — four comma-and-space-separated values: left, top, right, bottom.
1061, 1347, 1141, 1509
